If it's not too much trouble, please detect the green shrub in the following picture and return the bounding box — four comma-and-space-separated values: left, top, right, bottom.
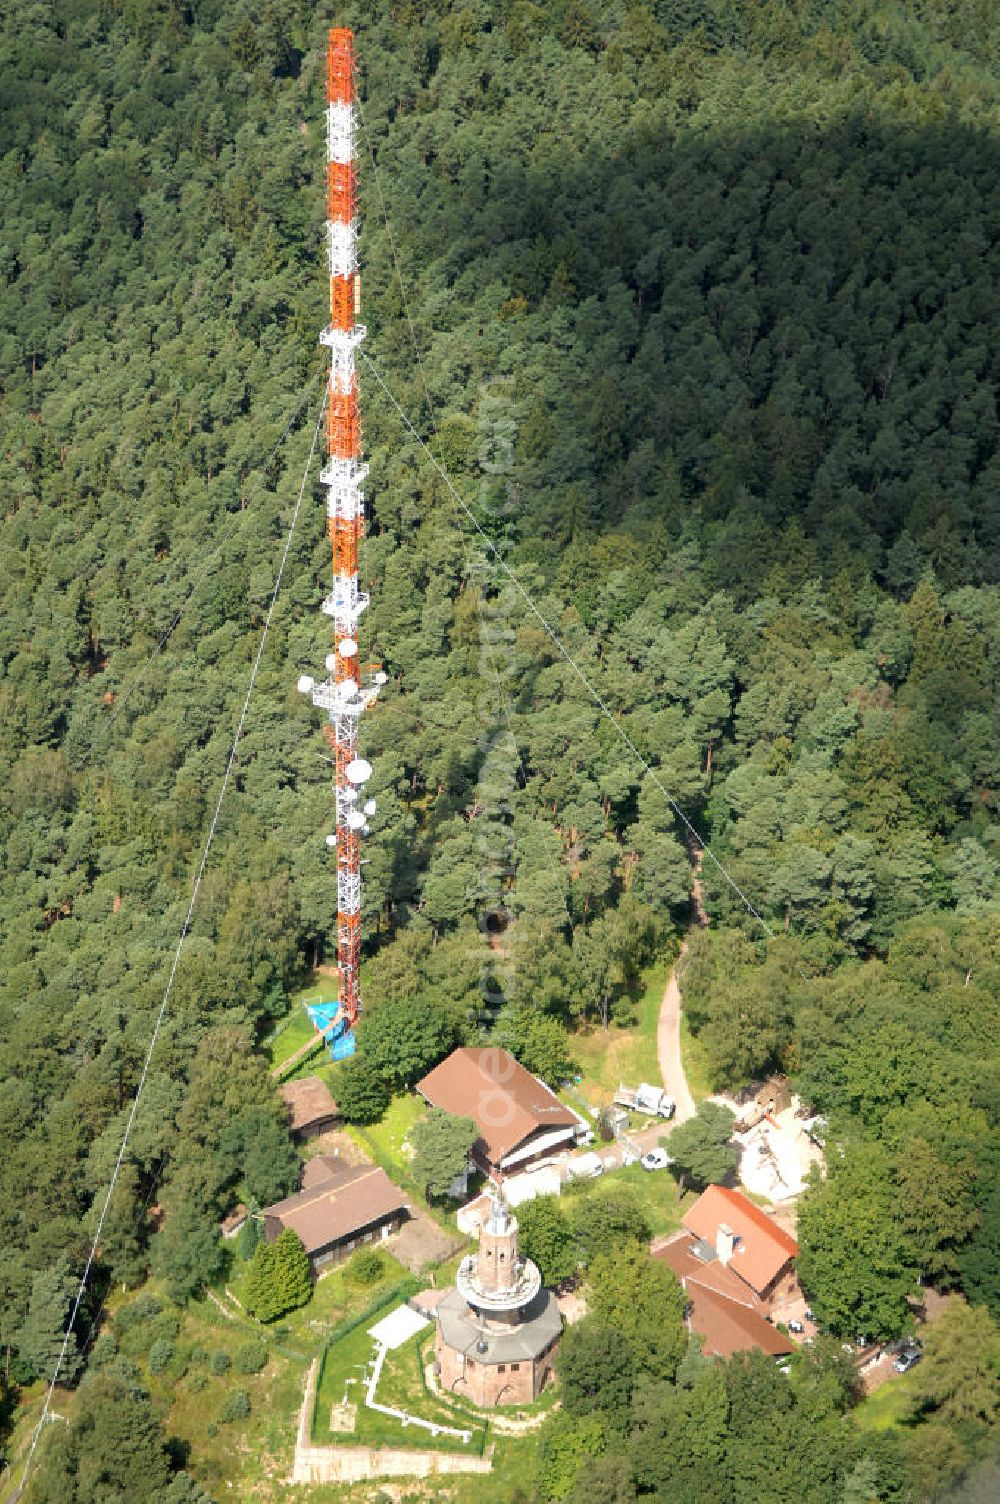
190, 1345, 208, 1366
235, 1340, 268, 1375
219, 1387, 251, 1423
187, 1372, 208, 1394
99, 1355, 143, 1389
152, 1311, 181, 1341
115, 1293, 161, 1332
148, 1339, 174, 1375
206, 1423, 218, 1438
210, 1350, 231, 1376
118, 1305, 180, 1359
347, 1249, 386, 1286
235, 1216, 263, 1263
89, 1334, 119, 1371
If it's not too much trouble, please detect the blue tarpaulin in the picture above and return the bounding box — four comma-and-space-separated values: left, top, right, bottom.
305, 1001, 356, 1060
330, 1030, 356, 1060
306, 1001, 341, 1033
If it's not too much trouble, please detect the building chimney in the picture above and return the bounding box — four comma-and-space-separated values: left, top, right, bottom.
716, 1223, 736, 1265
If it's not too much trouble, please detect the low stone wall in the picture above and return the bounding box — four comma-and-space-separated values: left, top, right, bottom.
292, 1444, 493, 1484
291, 1359, 493, 1485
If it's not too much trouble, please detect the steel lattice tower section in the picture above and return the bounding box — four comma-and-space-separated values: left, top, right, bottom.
298, 27, 385, 1052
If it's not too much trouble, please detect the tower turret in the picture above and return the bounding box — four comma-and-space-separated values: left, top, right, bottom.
454, 1195, 542, 1322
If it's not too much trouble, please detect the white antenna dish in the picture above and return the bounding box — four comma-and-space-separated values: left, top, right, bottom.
347, 810, 366, 831
363, 798, 377, 816
341, 786, 358, 803
339, 638, 358, 658
374, 670, 388, 686
345, 758, 372, 786
325, 653, 337, 671
297, 675, 315, 694
325, 834, 337, 848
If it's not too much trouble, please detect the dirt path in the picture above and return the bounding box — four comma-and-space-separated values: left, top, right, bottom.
657, 853, 707, 1126
657, 948, 697, 1124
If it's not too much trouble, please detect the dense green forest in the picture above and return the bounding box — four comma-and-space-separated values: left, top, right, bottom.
1, 0, 999, 1499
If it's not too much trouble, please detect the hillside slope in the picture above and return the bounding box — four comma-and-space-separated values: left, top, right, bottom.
1, 3, 999, 1495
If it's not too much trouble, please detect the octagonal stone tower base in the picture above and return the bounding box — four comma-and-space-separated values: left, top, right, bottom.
434, 1195, 561, 1407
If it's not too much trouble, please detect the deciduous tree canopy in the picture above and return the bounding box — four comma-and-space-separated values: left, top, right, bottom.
1, 0, 999, 1495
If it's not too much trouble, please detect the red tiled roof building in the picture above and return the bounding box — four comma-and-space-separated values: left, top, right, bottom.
652, 1185, 801, 1360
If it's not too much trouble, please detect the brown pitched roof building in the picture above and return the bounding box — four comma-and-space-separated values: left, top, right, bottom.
682, 1185, 799, 1298
416, 1047, 580, 1175
653, 1232, 794, 1359
652, 1186, 801, 1361
279, 1075, 339, 1140
684, 1284, 793, 1360
262, 1163, 409, 1273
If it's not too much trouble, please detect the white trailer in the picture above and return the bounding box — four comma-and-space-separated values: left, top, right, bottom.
614, 1082, 676, 1119
564, 1151, 605, 1181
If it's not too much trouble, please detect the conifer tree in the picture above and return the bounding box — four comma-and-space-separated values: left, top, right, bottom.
15, 1260, 83, 1385
244, 1229, 311, 1322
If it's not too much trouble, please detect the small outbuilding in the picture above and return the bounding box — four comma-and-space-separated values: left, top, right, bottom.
279, 1075, 340, 1141
219, 1204, 249, 1240
261, 1163, 409, 1274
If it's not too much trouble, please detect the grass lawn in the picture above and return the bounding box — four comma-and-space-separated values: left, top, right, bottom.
571, 957, 673, 1104
565, 1161, 695, 1238
344, 1092, 461, 1229
113, 1283, 308, 1501
313, 1308, 487, 1453
265, 973, 338, 1071
854, 1371, 919, 1431
264, 965, 372, 1078
267, 1006, 324, 1071
355, 1092, 428, 1177
82, 1258, 425, 1503
226, 1249, 413, 1351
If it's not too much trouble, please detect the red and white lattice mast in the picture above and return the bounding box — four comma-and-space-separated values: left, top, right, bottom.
298, 28, 385, 1051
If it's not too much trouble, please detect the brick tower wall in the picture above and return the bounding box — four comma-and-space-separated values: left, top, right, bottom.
435, 1328, 553, 1407
476, 1216, 519, 1295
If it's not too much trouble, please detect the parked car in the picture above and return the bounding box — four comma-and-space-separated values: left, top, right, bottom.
893, 1349, 922, 1374
787, 1319, 804, 1334
640, 1148, 671, 1172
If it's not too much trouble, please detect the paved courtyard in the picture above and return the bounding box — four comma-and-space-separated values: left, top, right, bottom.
390, 1212, 464, 1273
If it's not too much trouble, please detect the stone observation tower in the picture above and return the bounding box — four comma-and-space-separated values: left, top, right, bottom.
433, 1196, 562, 1406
